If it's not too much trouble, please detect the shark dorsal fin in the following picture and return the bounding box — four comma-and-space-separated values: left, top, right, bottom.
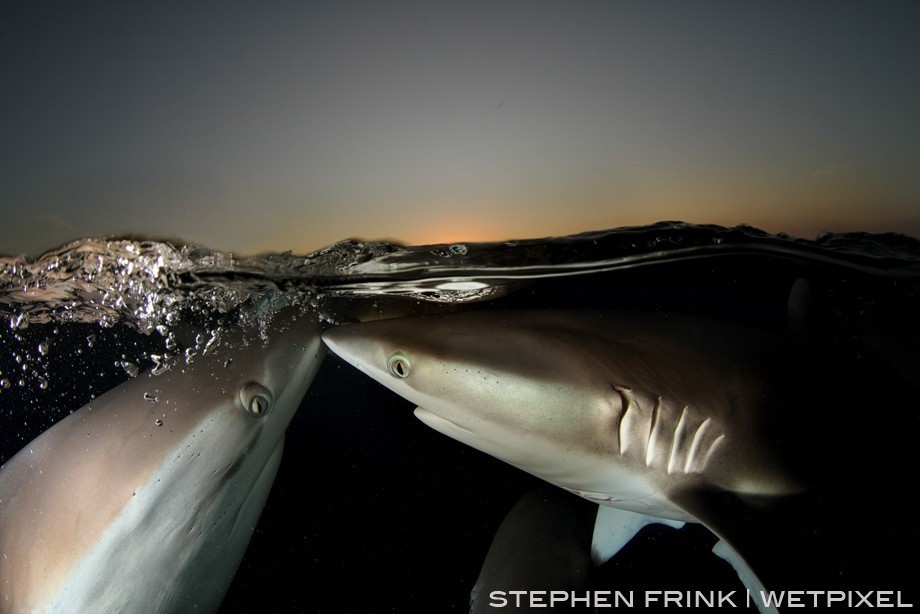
787, 277, 813, 335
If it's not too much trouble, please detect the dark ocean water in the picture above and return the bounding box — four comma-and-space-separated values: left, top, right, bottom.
1, 222, 919, 612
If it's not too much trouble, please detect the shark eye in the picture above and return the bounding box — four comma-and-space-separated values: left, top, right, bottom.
387, 351, 411, 379
239, 382, 273, 417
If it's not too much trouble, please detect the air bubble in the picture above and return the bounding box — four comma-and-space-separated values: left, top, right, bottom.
154, 418, 163, 427
202, 329, 221, 355
430, 243, 469, 258
118, 361, 139, 378
150, 355, 172, 376
38, 341, 49, 356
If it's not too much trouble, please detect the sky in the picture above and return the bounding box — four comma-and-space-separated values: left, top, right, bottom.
1, 1, 918, 256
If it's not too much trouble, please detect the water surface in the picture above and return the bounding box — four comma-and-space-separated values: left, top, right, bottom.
2, 222, 918, 611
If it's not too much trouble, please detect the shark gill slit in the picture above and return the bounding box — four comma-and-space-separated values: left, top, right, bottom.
684, 417, 713, 474
611, 384, 632, 455
702, 434, 727, 472
645, 396, 662, 468
667, 407, 689, 475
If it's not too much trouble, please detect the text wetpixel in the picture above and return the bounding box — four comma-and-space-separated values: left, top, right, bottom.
486, 590, 915, 609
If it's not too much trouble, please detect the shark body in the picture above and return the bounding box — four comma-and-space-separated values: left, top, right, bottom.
470, 488, 596, 613
0, 308, 324, 613
323, 309, 809, 510
323, 309, 878, 607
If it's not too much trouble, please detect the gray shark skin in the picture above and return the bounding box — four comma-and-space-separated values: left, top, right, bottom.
0, 308, 325, 613
323, 310, 808, 512
323, 309, 917, 607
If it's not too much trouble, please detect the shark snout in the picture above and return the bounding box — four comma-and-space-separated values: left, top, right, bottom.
323, 322, 413, 385
322, 325, 366, 372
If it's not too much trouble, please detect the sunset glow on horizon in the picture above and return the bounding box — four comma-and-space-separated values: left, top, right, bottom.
1, 3, 917, 256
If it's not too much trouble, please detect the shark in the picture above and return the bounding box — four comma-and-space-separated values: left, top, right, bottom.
470, 488, 596, 613
322, 309, 883, 611
0, 307, 325, 613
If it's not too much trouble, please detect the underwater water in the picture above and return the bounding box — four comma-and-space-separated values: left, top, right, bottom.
1, 222, 919, 612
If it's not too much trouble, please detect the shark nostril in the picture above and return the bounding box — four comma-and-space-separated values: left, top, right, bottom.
239, 382, 273, 417
387, 351, 411, 378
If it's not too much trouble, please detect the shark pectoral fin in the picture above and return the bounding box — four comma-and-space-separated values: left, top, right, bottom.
712, 540, 777, 614
413, 407, 475, 439
590, 505, 685, 566
670, 488, 779, 614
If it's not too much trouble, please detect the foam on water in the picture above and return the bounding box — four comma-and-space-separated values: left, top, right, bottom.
3, 223, 918, 332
